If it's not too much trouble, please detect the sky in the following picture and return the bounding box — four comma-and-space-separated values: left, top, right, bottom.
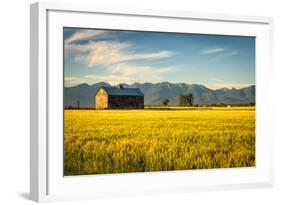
64, 27, 255, 89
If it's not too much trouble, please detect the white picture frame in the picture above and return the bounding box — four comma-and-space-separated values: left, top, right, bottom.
30, 2, 274, 202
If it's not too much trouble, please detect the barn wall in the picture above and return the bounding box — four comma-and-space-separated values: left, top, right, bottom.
108, 95, 144, 109
95, 88, 108, 109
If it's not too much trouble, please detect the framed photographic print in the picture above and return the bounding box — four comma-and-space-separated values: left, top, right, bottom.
30, 2, 274, 202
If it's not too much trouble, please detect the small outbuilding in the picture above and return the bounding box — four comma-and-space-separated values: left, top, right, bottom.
95, 85, 144, 109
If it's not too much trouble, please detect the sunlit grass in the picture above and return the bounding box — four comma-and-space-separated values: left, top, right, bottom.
64, 108, 255, 175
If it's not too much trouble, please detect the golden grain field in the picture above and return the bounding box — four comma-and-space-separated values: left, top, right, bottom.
64, 108, 255, 175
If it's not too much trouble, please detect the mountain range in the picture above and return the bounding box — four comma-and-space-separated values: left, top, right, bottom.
64, 82, 255, 106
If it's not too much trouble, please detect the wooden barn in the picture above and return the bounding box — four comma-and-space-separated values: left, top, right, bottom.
95, 85, 144, 109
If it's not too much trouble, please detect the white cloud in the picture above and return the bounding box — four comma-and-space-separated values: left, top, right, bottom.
65, 63, 177, 86
211, 50, 238, 62
207, 80, 253, 90
106, 63, 176, 85
64, 29, 177, 86
71, 40, 175, 66
200, 47, 239, 63
201, 47, 225, 55
209, 78, 224, 82
109, 63, 175, 76
64, 77, 86, 87
85, 63, 177, 85
65, 30, 107, 44
84, 75, 132, 85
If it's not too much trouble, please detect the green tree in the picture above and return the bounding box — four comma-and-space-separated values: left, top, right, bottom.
179, 94, 187, 106
162, 99, 170, 106
179, 93, 194, 106
187, 93, 194, 106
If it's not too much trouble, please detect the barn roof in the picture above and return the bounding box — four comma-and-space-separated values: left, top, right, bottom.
98, 86, 144, 96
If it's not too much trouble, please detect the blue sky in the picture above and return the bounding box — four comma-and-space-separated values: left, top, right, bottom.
64, 27, 255, 89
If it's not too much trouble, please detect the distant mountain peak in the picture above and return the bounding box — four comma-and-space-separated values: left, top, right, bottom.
158, 81, 171, 84
64, 82, 255, 106
92, 82, 110, 86
76, 83, 90, 88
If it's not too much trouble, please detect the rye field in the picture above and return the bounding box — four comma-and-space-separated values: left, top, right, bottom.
64, 107, 255, 175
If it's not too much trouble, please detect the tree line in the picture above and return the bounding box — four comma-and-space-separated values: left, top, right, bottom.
162, 93, 194, 106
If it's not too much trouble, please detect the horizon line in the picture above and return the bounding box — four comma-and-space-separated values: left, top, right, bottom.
64, 81, 255, 91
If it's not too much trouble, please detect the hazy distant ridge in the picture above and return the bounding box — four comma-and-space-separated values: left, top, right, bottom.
64, 82, 255, 106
